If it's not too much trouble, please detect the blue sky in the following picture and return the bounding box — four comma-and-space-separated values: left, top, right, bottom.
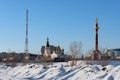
0, 0, 120, 54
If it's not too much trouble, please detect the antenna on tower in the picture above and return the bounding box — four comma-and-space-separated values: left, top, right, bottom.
25, 9, 29, 61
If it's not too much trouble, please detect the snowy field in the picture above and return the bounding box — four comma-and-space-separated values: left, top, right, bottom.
0, 61, 120, 80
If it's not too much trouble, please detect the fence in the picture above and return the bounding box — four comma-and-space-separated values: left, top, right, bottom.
84, 60, 110, 66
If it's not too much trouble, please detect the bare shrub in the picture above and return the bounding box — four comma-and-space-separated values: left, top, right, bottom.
69, 41, 82, 66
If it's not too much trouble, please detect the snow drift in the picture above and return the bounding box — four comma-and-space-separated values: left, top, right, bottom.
0, 61, 120, 80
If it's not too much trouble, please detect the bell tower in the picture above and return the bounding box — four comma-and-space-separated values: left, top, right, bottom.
94, 17, 99, 51
46, 37, 50, 47
93, 17, 100, 60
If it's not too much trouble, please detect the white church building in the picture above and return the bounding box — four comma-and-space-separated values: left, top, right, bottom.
41, 38, 64, 60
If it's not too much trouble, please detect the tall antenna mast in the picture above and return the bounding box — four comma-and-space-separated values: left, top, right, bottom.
25, 9, 29, 60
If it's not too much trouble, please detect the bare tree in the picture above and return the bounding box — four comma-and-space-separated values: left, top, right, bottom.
69, 41, 82, 59
69, 41, 82, 66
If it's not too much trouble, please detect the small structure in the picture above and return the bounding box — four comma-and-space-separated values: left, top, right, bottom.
41, 37, 64, 61
108, 49, 120, 60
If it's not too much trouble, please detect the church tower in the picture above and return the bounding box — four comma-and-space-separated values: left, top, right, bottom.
46, 37, 50, 47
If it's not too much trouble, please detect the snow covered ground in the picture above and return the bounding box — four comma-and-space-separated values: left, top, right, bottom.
0, 61, 120, 80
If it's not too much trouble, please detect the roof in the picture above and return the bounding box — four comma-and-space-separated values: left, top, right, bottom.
109, 49, 120, 51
